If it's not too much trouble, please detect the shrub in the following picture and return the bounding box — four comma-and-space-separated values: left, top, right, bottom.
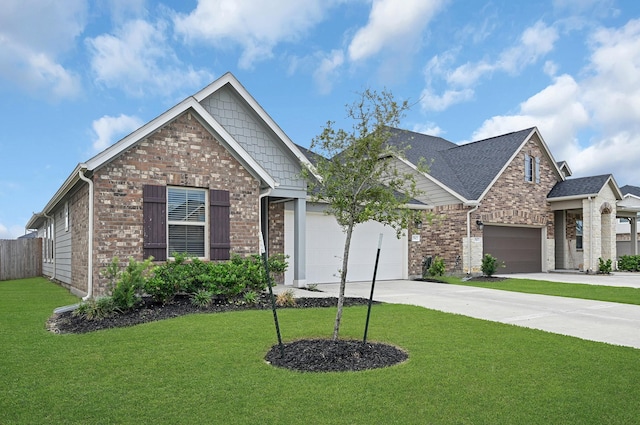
191, 289, 213, 308
598, 257, 612, 274
242, 290, 259, 305
619, 255, 640, 272
111, 257, 154, 310
73, 297, 119, 320
276, 289, 296, 307
144, 254, 290, 303
481, 254, 504, 277
428, 256, 446, 277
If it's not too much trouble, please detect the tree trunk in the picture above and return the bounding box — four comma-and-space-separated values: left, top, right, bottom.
332, 222, 354, 341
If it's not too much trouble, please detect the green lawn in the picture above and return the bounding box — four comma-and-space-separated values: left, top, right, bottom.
439, 276, 640, 305
2, 277, 640, 424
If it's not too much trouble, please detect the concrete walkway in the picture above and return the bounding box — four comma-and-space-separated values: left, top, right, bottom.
277, 273, 640, 349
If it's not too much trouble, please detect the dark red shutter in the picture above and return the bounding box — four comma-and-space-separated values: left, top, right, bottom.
210, 189, 230, 260
143, 185, 167, 261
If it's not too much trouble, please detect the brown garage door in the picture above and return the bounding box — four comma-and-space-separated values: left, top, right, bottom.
483, 226, 542, 273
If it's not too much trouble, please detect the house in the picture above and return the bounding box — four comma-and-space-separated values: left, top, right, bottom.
375, 127, 635, 276
27, 72, 313, 297
616, 185, 640, 256
27, 73, 638, 298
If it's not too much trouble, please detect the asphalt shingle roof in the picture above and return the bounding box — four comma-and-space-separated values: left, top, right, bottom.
547, 174, 612, 198
385, 127, 535, 200
621, 185, 640, 197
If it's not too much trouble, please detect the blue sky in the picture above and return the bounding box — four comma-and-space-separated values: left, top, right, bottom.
1, 0, 640, 238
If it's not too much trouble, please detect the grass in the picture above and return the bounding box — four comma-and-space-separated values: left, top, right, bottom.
2, 277, 640, 424
439, 276, 640, 306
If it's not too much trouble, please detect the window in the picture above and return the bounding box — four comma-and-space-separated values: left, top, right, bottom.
525, 154, 540, 183
167, 187, 206, 258
576, 219, 583, 250
64, 202, 69, 232
143, 185, 230, 261
525, 154, 533, 182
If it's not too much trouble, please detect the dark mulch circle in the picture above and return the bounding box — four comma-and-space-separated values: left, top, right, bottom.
265, 339, 408, 372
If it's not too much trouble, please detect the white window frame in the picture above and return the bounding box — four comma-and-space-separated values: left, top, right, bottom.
525, 154, 533, 182
64, 202, 69, 232
576, 219, 583, 251
166, 187, 208, 259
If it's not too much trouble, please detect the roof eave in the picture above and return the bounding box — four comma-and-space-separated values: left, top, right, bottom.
26, 164, 84, 229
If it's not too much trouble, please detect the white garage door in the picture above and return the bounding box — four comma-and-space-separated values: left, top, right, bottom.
284, 209, 407, 284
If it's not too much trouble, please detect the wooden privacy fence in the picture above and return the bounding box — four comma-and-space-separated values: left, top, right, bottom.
0, 239, 42, 281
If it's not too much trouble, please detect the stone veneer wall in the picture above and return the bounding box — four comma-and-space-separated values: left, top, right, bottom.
88, 111, 260, 295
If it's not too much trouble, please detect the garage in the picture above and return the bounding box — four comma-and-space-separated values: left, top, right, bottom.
284, 207, 407, 284
483, 225, 542, 273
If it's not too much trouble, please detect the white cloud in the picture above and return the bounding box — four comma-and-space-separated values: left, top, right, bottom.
174, 0, 334, 69
91, 114, 144, 151
313, 50, 345, 95
413, 122, 443, 137
421, 21, 558, 112
470, 19, 640, 186
0, 0, 86, 99
447, 21, 558, 87
87, 19, 212, 97
421, 88, 474, 112
348, 0, 447, 62
472, 74, 588, 162
0, 222, 25, 239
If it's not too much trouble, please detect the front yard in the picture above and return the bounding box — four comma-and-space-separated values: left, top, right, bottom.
2, 277, 640, 424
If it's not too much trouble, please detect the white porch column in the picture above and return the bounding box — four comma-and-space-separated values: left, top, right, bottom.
293, 197, 307, 288
631, 217, 638, 256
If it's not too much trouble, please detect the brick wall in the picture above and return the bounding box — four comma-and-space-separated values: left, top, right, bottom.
477, 136, 557, 237
71, 183, 89, 294
268, 202, 285, 255
89, 111, 260, 295
409, 204, 468, 276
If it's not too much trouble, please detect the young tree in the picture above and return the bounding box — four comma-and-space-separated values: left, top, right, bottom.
303, 89, 423, 340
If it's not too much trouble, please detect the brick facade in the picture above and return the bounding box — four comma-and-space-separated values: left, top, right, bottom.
409, 135, 560, 275
477, 136, 556, 237
87, 111, 260, 295
409, 204, 468, 276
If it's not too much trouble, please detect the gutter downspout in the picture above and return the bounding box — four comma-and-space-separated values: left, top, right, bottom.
258, 188, 273, 254
466, 203, 480, 275
78, 168, 94, 300
588, 196, 594, 273
43, 212, 56, 281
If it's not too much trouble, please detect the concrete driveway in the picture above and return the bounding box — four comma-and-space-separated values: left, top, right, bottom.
280, 273, 640, 349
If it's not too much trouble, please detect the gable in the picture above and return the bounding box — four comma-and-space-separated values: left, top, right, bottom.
199, 85, 306, 190
481, 135, 559, 217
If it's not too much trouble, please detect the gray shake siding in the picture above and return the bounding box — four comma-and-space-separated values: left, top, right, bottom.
200, 86, 306, 190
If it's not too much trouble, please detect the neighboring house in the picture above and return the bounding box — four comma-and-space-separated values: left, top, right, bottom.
377, 127, 634, 275
27, 73, 639, 297
616, 185, 640, 256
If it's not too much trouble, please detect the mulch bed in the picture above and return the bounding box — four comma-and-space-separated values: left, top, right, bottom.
47, 294, 406, 372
